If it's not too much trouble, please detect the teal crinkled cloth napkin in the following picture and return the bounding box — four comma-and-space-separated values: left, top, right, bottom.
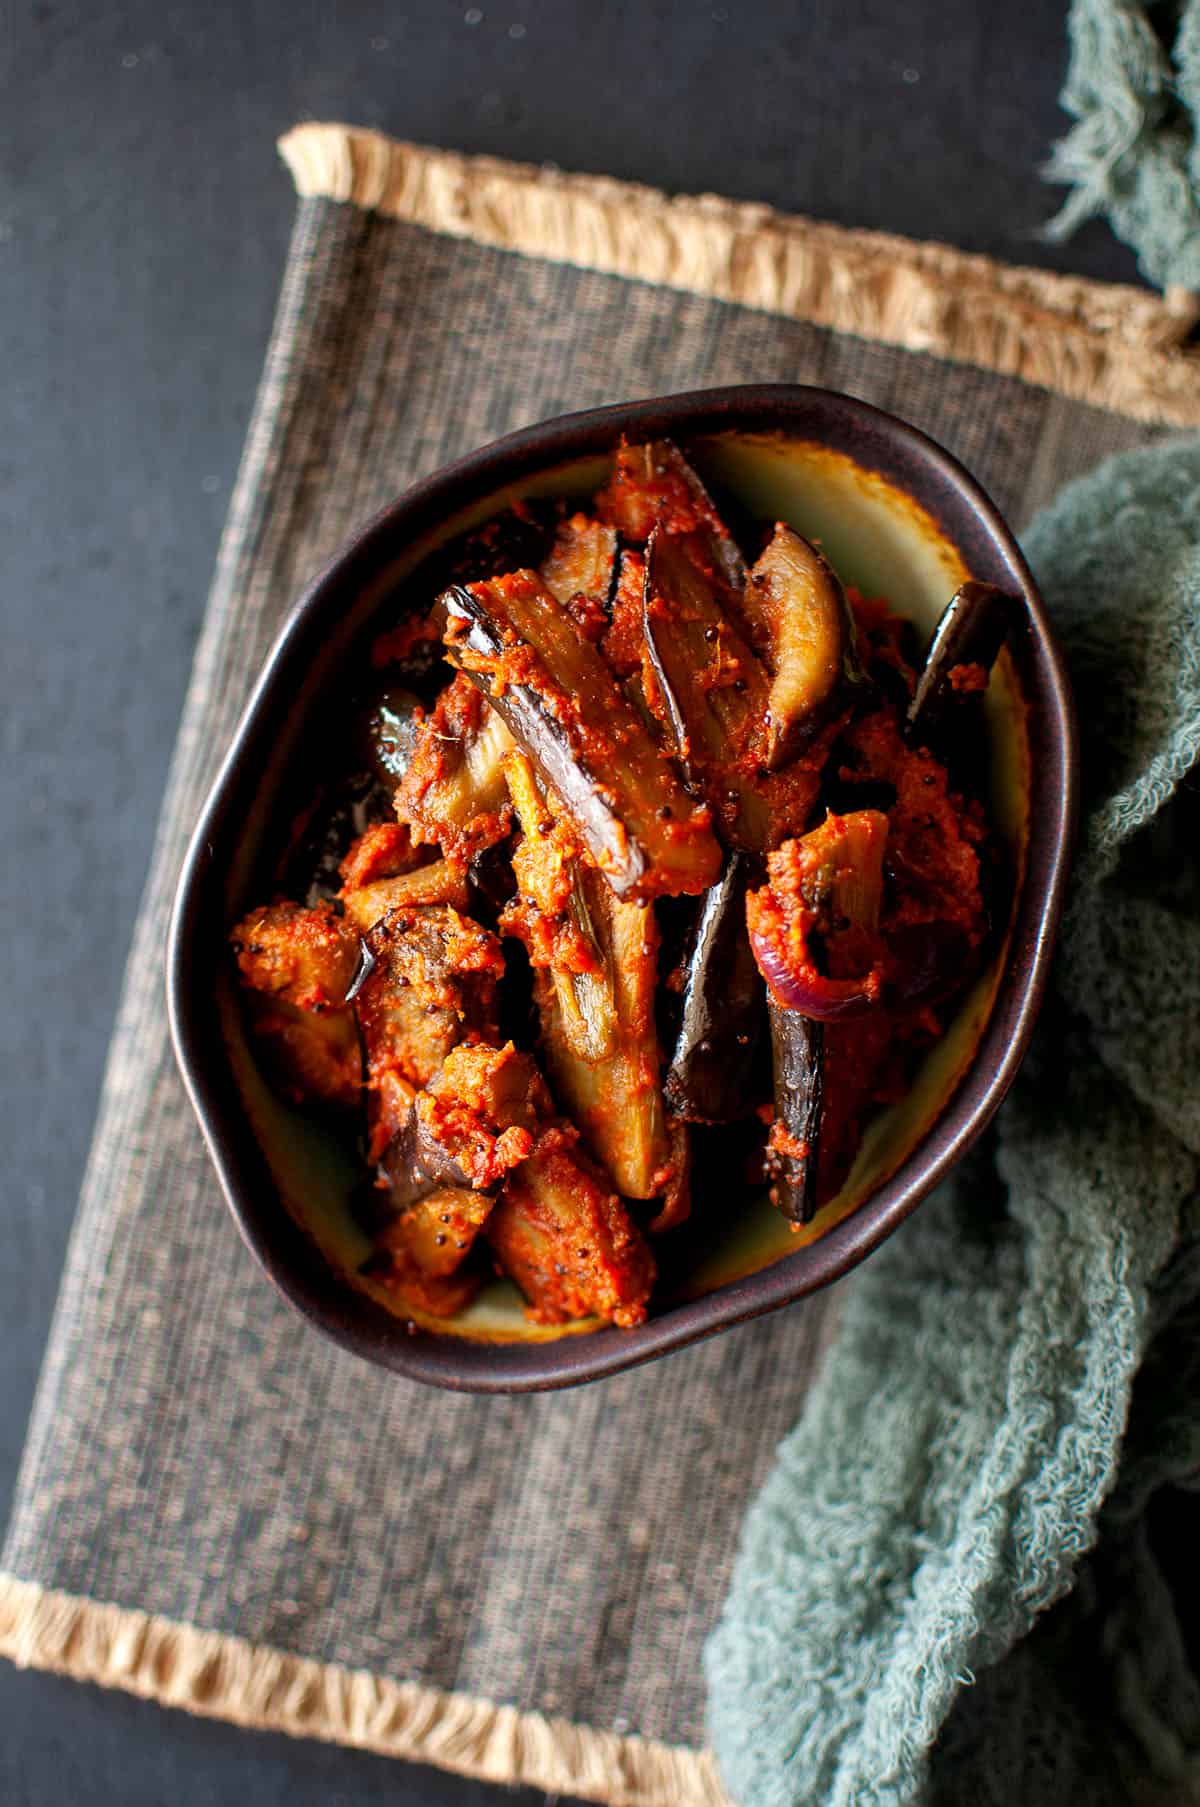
1045, 0, 1200, 291
706, 439, 1200, 1806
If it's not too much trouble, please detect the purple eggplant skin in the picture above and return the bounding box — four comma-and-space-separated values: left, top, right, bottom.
438, 582, 646, 892
378, 1099, 486, 1213
664, 853, 767, 1124
362, 686, 425, 786
905, 581, 1012, 753
435, 581, 720, 901
766, 1006, 824, 1224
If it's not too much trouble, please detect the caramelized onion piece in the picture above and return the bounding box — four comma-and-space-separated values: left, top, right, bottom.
746, 812, 888, 1022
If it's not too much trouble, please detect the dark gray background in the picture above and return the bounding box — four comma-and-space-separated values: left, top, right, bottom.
1, 2, 1139, 1801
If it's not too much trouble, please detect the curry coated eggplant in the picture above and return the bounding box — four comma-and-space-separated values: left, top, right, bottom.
906, 580, 1012, 757
486, 1132, 656, 1328
750, 811, 889, 1221
765, 1011, 825, 1224
379, 1043, 542, 1212
663, 853, 765, 1124
642, 527, 772, 851
748, 525, 864, 770
598, 437, 749, 604
502, 748, 672, 1201
232, 435, 1002, 1333
539, 512, 618, 614
354, 903, 505, 1162
392, 670, 515, 860
435, 573, 722, 900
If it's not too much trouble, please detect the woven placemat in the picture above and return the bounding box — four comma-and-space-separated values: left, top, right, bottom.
0, 124, 1185, 1806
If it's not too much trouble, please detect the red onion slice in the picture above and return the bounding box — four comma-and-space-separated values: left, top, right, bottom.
748, 916, 883, 1020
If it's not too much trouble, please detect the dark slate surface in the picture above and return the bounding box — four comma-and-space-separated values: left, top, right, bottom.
0, 2, 1138, 1800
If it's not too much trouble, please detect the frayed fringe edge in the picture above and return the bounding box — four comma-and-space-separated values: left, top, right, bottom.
0, 1576, 729, 1806
278, 123, 1200, 429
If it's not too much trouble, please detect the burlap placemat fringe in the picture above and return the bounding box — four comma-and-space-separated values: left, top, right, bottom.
279, 122, 1200, 429
0, 1574, 728, 1805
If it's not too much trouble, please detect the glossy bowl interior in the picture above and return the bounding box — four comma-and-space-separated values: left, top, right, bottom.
169, 387, 1074, 1391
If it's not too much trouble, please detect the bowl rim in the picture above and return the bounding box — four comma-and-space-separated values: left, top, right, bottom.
167, 382, 1078, 1392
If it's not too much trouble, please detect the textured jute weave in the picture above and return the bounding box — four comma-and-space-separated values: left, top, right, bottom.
0, 124, 1182, 1804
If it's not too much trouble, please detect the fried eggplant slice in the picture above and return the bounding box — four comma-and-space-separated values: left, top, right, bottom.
596, 437, 749, 603
380, 1042, 545, 1211
765, 1011, 824, 1224
392, 670, 515, 862
376, 1187, 494, 1279
355, 904, 505, 1160
338, 821, 423, 891
340, 860, 471, 932
643, 528, 772, 850
437, 572, 720, 900
371, 1043, 546, 1304
369, 1226, 484, 1318
601, 547, 649, 677
539, 512, 617, 625
362, 686, 425, 786
487, 1129, 655, 1327
664, 852, 765, 1124
231, 901, 363, 1110
906, 580, 1011, 751
748, 524, 863, 770
501, 750, 673, 1200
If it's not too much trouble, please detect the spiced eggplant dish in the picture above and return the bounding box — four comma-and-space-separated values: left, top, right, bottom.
230, 439, 1013, 1334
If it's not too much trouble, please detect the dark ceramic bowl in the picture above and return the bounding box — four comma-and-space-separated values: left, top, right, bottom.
168, 385, 1075, 1392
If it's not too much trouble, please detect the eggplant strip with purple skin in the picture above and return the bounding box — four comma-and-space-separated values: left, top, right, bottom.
640, 531, 775, 1124
765, 1010, 824, 1224
355, 903, 505, 1162
393, 671, 515, 863
597, 438, 749, 605
642, 527, 772, 851
502, 749, 674, 1202
486, 1129, 656, 1328
906, 580, 1012, 753
664, 853, 764, 1124
436, 572, 721, 901
539, 513, 618, 615
379, 1042, 543, 1213
747, 525, 865, 771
